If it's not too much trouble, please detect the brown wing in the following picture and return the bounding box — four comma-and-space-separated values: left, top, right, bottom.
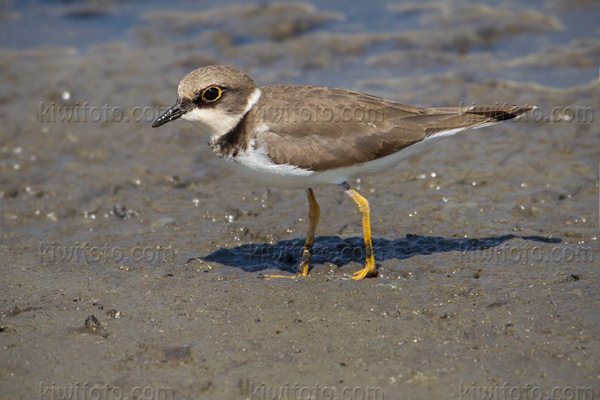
247, 85, 427, 171
246, 85, 534, 172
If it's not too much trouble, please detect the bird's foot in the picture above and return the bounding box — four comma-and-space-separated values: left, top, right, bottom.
352, 264, 378, 280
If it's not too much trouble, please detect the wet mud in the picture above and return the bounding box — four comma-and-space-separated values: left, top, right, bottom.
0, 1, 598, 399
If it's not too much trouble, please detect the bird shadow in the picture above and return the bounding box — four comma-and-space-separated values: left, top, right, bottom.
197, 233, 561, 273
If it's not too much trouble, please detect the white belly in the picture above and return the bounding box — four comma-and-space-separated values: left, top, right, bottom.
223, 133, 455, 189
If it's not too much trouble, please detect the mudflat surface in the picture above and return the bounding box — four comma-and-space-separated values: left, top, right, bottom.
0, 1, 599, 399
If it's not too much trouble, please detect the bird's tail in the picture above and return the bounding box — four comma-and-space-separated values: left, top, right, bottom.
415, 104, 536, 137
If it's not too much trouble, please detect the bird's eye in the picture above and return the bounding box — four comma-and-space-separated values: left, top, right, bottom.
201, 86, 222, 103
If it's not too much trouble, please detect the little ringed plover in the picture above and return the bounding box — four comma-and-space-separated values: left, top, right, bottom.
152, 65, 535, 279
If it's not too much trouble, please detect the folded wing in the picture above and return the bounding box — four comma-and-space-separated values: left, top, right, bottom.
249, 85, 534, 172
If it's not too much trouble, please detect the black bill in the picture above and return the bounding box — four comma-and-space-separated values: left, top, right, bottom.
152, 103, 186, 128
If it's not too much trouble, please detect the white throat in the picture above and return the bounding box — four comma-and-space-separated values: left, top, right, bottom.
181, 88, 261, 141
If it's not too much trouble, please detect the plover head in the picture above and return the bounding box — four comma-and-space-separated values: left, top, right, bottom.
152, 65, 261, 138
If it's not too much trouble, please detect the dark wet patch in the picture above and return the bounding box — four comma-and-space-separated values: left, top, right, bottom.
4, 305, 42, 318
486, 300, 509, 308
61, 5, 114, 19
161, 346, 192, 366
119, 345, 193, 369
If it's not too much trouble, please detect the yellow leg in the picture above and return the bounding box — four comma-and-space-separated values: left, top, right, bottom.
262, 188, 320, 280
297, 188, 320, 276
340, 182, 377, 279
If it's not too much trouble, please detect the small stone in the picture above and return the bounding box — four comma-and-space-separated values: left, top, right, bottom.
106, 309, 122, 319
84, 315, 101, 331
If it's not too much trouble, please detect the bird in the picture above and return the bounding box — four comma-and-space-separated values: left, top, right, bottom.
152, 65, 535, 280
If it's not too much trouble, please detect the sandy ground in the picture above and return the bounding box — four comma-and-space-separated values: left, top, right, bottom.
1, 1, 599, 399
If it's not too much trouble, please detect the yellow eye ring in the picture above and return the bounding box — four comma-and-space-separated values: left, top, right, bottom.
201, 86, 222, 103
